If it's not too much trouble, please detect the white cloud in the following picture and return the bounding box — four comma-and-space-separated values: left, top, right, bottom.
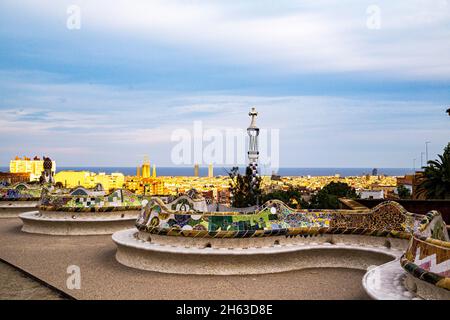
0, 72, 448, 167
2, 0, 450, 78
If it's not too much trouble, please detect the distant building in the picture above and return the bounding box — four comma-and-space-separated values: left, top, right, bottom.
397, 175, 414, 186
194, 164, 199, 177
136, 166, 141, 177
124, 159, 164, 195
358, 189, 384, 199
208, 164, 214, 178
141, 156, 151, 178
396, 175, 414, 196
142, 178, 165, 195
0, 172, 31, 185
271, 172, 281, 181
372, 168, 378, 176
54, 171, 124, 190
9, 156, 56, 181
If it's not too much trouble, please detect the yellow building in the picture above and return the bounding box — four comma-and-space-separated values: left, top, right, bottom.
55, 171, 88, 187
55, 171, 124, 191
208, 164, 214, 178
142, 178, 165, 195
194, 164, 199, 177
124, 176, 166, 196
152, 164, 157, 178
124, 159, 162, 195
124, 176, 140, 193
136, 166, 141, 177
9, 156, 56, 181
141, 156, 151, 178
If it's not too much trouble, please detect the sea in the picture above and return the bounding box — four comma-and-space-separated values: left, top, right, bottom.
0, 166, 414, 177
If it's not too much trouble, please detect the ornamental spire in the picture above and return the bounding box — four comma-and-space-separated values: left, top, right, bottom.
247, 107, 260, 196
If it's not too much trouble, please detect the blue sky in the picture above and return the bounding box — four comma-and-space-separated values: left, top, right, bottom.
0, 0, 449, 168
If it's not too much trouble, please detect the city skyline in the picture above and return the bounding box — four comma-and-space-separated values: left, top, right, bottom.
1, 1, 449, 168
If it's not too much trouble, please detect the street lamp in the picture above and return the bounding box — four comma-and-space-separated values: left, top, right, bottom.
421, 152, 425, 168
413, 158, 417, 172
425, 141, 430, 164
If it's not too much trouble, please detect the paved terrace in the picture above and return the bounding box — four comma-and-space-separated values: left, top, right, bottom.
0, 218, 371, 300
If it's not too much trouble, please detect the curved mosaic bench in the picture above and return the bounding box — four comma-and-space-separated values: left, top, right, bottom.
0, 183, 42, 218
134, 198, 418, 239
113, 197, 426, 280
363, 260, 422, 300
363, 210, 449, 300
20, 189, 146, 235
398, 211, 450, 299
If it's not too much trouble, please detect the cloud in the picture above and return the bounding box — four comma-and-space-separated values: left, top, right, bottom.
1, 0, 450, 79
0, 71, 448, 167
0, 2, 449, 168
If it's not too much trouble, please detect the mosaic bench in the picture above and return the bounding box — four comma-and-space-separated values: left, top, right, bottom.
0, 183, 42, 218
399, 211, 450, 299
112, 196, 449, 300
20, 188, 146, 235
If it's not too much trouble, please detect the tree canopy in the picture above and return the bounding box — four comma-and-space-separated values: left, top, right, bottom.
397, 184, 411, 199
261, 186, 305, 208
228, 166, 262, 207
308, 181, 359, 209
416, 142, 450, 199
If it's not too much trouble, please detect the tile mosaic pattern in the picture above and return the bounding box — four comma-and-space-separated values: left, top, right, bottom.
39, 189, 146, 212
135, 197, 422, 239
0, 183, 43, 200
134, 195, 450, 292
401, 211, 450, 291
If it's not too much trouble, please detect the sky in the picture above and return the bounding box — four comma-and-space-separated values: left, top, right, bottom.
0, 0, 449, 169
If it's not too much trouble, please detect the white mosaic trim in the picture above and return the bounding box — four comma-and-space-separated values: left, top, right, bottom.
363, 259, 422, 300
413, 247, 450, 275
19, 211, 137, 222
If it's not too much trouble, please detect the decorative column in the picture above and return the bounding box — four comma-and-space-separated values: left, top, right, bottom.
247, 107, 260, 193
41, 156, 55, 184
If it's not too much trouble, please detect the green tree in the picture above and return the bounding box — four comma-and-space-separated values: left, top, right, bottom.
397, 184, 411, 199
228, 167, 262, 207
262, 186, 304, 208
308, 181, 359, 209
416, 143, 450, 199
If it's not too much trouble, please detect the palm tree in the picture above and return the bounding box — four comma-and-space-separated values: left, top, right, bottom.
416, 143, 450, 199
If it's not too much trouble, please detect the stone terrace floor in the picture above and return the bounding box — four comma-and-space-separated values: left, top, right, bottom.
0, 218, 370, 300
